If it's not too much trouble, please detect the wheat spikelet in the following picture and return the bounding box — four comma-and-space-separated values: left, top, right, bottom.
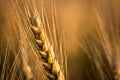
29, 16, 64, 80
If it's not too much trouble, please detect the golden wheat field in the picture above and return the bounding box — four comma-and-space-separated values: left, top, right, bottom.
0, 0, 120, 80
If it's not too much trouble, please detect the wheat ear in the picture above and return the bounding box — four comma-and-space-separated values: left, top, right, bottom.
29, 16, 64, 80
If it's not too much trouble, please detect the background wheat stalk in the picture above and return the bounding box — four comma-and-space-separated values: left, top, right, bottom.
77, 1, 120, 80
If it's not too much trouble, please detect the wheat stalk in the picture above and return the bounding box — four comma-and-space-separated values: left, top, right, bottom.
29, 16, 64, 80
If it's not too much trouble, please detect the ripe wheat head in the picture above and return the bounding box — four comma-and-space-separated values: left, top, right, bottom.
0, 0, 66, 80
